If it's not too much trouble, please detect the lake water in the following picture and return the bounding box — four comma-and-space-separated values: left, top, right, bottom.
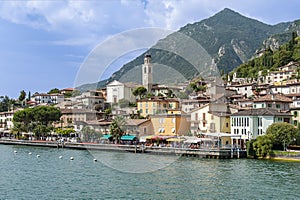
0, 144, 299, 199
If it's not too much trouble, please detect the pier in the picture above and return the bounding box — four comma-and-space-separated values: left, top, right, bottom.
0, 139, 246, 159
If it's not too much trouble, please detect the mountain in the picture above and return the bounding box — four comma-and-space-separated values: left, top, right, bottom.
233, 31, 300, 79
77, 8, 300, 91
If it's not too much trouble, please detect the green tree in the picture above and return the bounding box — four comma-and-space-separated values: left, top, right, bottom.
48, 88, 60, 94
0, 96, 15, 112
104, 108, 111, 119
110, 116, 125, 144
80, 126, 101, 142
33, 124, 51, 139
133, 86, 147, 99
266, 122, 298, 150
18, 90, 26, 102
253, 135, 273, 158
13, 106, 61, 139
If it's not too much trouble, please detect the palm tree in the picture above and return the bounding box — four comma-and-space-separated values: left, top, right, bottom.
110, 116, 126, 144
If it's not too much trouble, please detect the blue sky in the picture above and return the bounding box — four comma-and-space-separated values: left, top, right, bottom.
1, 0, 300, 98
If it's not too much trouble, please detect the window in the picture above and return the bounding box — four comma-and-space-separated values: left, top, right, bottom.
148, 66, 151, 73
294, 120, 298, 126
153, 109, 156, 114
202, 113, 206, 121
254, 105, 256, 108
226, 122, 229, 128
146, 102, 148, 107
144, 67, 146, 73
276, 104, 281, 109
262, 104, 265, 108
294, 111, 298, 117
159, 118, 164, 124
140, 109, 143, 114
247, 117, 249, 127
172, 118, 176, 123
203, 122, 206, 127
146, 109, 148, 114
211, 114, 214, 120
195, 113, 198, 121
268, 104, 272, 108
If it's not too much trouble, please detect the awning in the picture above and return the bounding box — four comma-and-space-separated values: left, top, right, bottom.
166, 138, 186, 142
139, 135, 152, 142
101, 134, 112, 140
121, 135, 136, 141
183, 137, 214, 143
146, 135, 175, 140
202, 132, 242, 138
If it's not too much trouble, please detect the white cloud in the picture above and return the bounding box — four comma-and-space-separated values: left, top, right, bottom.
0, 0, 299, 48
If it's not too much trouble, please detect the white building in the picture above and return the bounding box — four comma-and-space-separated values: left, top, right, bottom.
231, 108, 292, 142
228, 83, 254, 98
0, 111, 15, 131
106, 80, 138, 104
252, 94, 292, 111
31, 93, 64, 104
265, 62, 299, 84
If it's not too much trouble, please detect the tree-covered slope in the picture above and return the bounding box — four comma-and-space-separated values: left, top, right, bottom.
233, 32, 300, 78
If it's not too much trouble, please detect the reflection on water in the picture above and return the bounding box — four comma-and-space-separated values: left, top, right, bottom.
0, 145, 299, 199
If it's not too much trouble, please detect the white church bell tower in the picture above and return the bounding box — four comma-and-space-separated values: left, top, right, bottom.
142, 54, 153, 92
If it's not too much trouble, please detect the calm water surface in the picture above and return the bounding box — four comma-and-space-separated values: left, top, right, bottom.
0, 144, 299, 199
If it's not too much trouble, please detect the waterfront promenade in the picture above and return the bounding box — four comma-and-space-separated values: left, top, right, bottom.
0, 139, 246, 159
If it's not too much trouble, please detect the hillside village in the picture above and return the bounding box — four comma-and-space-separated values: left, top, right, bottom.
1, 54, 300, 150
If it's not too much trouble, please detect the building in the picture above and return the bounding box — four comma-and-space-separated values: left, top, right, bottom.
31, 93, 64, 105
106, 80, 138, 104
137, 97, 180, 118
228, 83, 254, 98
142, 54, 153, 92
252, 94, 292, 111
0, 110, 15, 131
150, 110, 190, 136
59, 108, 102, 128
124, 119, 154, 137
265, 62, 299, 84
181, 98, 210, 113
230, 108, 292, 146
190, 103, 231, 135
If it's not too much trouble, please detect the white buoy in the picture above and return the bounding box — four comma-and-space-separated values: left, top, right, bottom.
59, 156, 63, 159
14, 150, 17, 153
93, 158, 97, 162
70, 157, 74, 160
28, 152, 32, 155
36, 155, 40, 158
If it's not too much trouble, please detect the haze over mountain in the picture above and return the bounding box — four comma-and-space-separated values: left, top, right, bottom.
78, 8, 300, 91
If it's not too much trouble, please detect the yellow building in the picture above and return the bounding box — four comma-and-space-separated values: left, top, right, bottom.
150, 110, 190, 136
190, 103, 232, 146
137, 97, 179, 118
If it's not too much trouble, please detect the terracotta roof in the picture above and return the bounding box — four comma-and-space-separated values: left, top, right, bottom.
61, 88, 74, 91
253, 94, 292, 103
60, 108, 97, 114
230, 83, 254, 87
231, 108, 291, 116
286, 93, 300, 97
137, 97, 179, 103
